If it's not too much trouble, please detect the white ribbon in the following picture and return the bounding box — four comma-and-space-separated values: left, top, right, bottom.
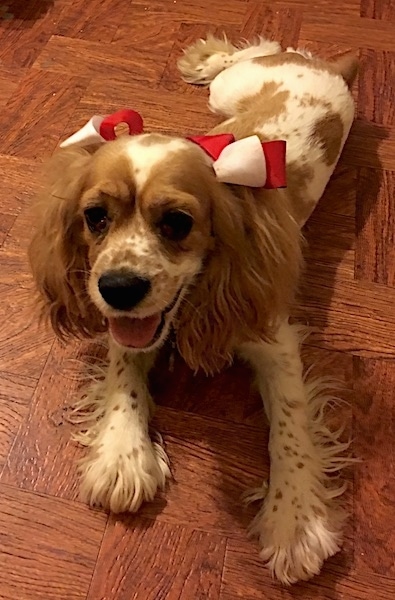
60, 115, 106, 148
213, 136, 267, 187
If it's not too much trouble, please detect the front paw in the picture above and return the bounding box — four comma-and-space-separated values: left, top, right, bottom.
250, 492, 343, 584
78, 435, 171, 513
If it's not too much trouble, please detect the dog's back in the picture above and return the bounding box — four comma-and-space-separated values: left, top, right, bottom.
179, 39, 358, 225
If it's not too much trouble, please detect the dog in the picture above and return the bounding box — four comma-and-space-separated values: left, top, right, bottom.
28, 36, 358, 584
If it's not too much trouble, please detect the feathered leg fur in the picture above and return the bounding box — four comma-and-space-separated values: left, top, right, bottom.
71, 342, 170, 513
239, 321, 353, 584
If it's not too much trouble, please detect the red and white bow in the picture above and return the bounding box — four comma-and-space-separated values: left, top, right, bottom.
60, 108, 286, 189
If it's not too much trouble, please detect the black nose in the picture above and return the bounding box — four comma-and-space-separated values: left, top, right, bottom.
98, 271, 151, 311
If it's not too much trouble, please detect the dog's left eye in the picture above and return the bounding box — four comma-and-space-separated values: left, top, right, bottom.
84, 207, 109, 234
158, 210, 193, 242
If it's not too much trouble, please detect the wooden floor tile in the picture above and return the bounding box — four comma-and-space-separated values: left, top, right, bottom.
34, 35, 169, 90
0, 282, 53, 378
0, 69, 88, 159
0, 0, 67, 68
353, 358, 395, 577
356, 169, 395, 285
242, 3, 302, 47
2, 340, 92, 497
0, 371, 36, 471
361, 0, 395, 20
0, 1, 394, 598
87, 517, 226, 600
72, 83, 219, 139
0, 483, 106, 600
300, 14, 395, 50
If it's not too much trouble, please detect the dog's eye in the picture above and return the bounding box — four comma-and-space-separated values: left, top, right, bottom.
84, 207, 109, 234
158, 210, 193, 242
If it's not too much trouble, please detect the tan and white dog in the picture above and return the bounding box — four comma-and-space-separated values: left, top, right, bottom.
29, 37, 358, 584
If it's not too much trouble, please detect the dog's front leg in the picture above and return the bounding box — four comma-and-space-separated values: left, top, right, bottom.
239, 320, 349, 584
74, 341, 170, 513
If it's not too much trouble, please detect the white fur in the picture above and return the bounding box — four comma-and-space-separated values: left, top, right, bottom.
125, 135, 188, 192
72, 341, 170, 512
239, 321, 350, 584
208, 58, 355, 222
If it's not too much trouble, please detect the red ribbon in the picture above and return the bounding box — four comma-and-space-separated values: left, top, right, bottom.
99, 109, 144, 141
97, 109, 287, 189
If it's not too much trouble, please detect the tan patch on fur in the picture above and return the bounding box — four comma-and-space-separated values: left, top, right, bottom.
298, 93, 332, 110
311, 112, 344, 166
237, 80, 290, 120
253, 51, 356, 84
286, 161, 315, 225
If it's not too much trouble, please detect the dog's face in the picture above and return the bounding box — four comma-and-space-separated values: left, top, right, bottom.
79, 135, 214, 352
29, 132, 302, 373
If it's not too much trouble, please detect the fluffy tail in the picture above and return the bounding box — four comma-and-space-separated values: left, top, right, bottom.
177, 34, 281, 85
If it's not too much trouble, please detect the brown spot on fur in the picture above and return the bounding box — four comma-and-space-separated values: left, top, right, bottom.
297, 73, 303, 78
275, 490, 283, 499
273, 505, 278, 512
302, 514, 309, 522
311, 112, 343, 166
285, 481, 289, 486
113, 405, 120, 411
312, 504, 325, 517
116, 367, 124, 377
287, 432, 294, 438
284, 445, 291, 452
237, 80, 290, 120
110, 426, 115, 430
285, 398, 302, 409
282, 407, 291, 417
131, 402, 138, 409
126, 453, 132, 459
278, 421, 286, 428
253, 51, 358, 88
132, 448, 139, 458
286, 161, 315, 225
130, 390, 137, 398
298, 93, 332, 110
297, 462, 305, 469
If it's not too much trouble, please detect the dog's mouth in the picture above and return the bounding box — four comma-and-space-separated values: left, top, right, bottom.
107, 289, 182, 350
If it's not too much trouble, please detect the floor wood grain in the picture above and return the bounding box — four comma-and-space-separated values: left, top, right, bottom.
0, 0, 394, 598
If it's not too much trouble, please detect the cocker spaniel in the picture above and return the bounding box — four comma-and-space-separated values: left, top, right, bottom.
28, 36, 358, 584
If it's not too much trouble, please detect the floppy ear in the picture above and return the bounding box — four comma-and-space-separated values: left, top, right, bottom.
177, 184, 304, 375
28, 146, 104, 339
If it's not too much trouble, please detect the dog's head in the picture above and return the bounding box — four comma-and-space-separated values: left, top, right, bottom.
29, 133, 302, 373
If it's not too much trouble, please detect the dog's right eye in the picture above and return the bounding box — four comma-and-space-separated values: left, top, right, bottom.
84, 207, 109, 234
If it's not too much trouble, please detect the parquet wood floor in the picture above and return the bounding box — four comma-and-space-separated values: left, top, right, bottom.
0, 1, 394, 598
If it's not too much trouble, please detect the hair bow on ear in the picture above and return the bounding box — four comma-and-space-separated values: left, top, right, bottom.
59, 108, 286, 189
188, 134, 287, 189
59, 109, 144, 148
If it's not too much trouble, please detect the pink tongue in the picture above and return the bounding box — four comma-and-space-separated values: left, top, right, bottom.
108, 314, 161, 348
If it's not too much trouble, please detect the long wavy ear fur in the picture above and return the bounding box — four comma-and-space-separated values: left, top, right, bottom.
177, 184, 304, 375
28, 146, 104, 340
